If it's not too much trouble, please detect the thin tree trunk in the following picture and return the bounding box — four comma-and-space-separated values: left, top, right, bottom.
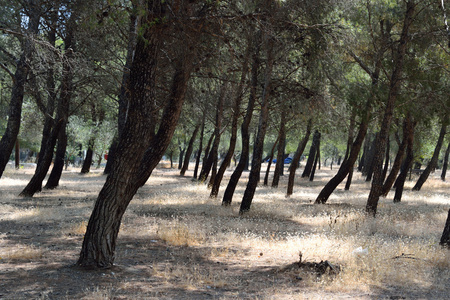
302, 131, 320, 178
365, 133, 378, 182
344, 111, 356, 190
180, 123, 200, 176
393, 120, 416, 202
382, 135, 390, 181
440, 209, 450, 247
14, 139, 20, 169
366, 1, 415, 216
272, 111, 287, 188
198, 132, 214, 180
412, 117, 448, 191
286, 119, 312, 197
239, 35, 274, 214
309, 132, 321, 181
0, 3, 40, 178
264, 140, 279, 186
193, 113, 206, 179
45, 126, 68, 189
81, 139, 95, 173
222, 31, 260, 206
382, 115, 410, 196
441, 142, 450, 181
210, 42, 250, 197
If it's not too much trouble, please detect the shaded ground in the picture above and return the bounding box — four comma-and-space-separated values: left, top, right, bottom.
0, 165, 449, 299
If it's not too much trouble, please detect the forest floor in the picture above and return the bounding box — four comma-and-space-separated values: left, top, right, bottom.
0, 163, 449, 299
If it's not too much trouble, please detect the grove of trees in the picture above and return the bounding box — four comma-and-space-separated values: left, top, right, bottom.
0, 0, 449, 268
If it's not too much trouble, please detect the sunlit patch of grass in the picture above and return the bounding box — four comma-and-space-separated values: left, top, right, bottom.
66, 220, 88, 236
81, 285, 113, 300
0, 244, 44, 261
156, 219, 205, 246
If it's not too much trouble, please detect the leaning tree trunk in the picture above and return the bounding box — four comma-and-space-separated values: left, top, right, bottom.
19, 14, 75, 197
198, 132, 214, 181
381, 135, 390, 181
366, 1, 415, 216
0, 4, 40, 179
210, 42, 250, 197
180, 123, 200, 176
77, 2, 198, 267
286, 119, 312, 197
45, 126, 68, 189
381, 115, 410, 196
365, 133, 378, 182
200, 87, 224, 184
239, 35, 274, 214
343, 111, 356, 190
272, 110, 287, 188
440, 209, 450, 247
441, 142, 450, 181
263, 140, 278, 186
222, 31, 259, 206
412, 117, 448, 191
309, 132, 321, 182
302, 130, 321, 178
393, 121, 415, 203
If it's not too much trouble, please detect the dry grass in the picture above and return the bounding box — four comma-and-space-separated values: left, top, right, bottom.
0, 165, 449, 299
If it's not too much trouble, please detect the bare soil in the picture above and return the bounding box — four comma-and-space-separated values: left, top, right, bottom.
1, 165, 449, 299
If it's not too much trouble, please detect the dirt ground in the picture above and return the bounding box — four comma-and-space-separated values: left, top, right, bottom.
0, 165, 449, 299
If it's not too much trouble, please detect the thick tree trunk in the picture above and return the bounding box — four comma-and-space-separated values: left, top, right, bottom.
441, 142, 450, 181
45, 127, 67, 189
0, 4, 40, 178
393, 121, 415, 202
366, 1, 415, 216
382, 116, 410, 196
302, 131, 320, 178
412, 117, 447, 191
222, 32, 260, 206
77, 1, 197, 267
286, 119, 312, 197
81, 140, 95, 174
180, 123, 200, 176
239, 36, 274, 214
345, 166, 354, 190
272, 111, 287, 188
440, 209, 450, 247
104, 137, 118, 175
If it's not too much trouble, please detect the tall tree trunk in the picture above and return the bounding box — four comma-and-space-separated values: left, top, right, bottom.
239, 35, 274, 214
440, 209, 450, 247
19, 10, 76, 197
365, 133, 378, 181
198, 132, 214, 180
200, 85, 225, 184
81, 139, 95, 174
77, 1, 199, 268
180, 123, 200, 176
309, 132, 321, 181
302, 130, 321, 178
272, 110, 287, 188
344, 111, 356, 190
441, 142, 450, 181
366, 1, 415, 216
193, 113, 206, 179
412, 116, 448, 191
382, 115, 410, 196
382, 135, 390, 181
210, 42, 250, 197
0, 3, 40, 179
263, 139, 278, 186
104, 5, 137, 174
14, 139, 20, 169
222, 32, 260, 206
286, 119, 312, 197
393, 120, 416, 202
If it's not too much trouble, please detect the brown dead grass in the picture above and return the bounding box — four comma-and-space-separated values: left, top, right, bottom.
0, 164, 449, 299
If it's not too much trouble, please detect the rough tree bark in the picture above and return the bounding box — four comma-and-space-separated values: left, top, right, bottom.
77, 1, 201, 268
0, 2, 40, 179
286, 119, 312, 197
366, 1, 416, 216
412, 116, 448, 191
